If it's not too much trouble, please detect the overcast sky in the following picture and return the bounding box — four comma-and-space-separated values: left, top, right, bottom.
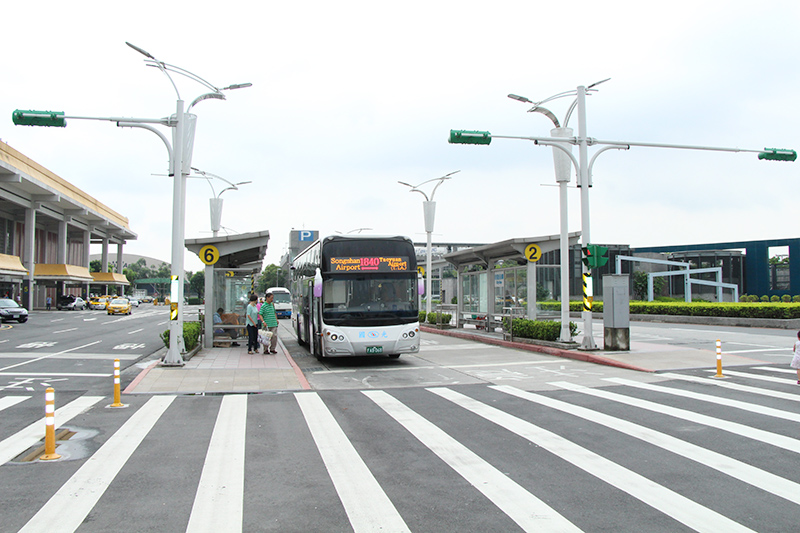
2, 0, 798, 272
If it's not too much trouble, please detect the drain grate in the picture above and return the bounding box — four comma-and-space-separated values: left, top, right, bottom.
14, 428, 76, 462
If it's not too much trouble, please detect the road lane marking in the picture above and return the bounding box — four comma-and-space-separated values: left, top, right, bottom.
364, 389, 579, 533
0, 341, 102, 372
660, 372, 800, 403
430, 386, 756, 533
551, 381, 800, 455
186, 395, 247, 533
0, 372, 111, 377
0, 395, 103, 466
296, 392, 410, 533
491, 385, 800, 508
127, 328, 144, 334
19, 395, 175, 533
53, 328, 78, 334
703, 369, 798, 385
605, 377, 800, 423
0, 396, 30, 411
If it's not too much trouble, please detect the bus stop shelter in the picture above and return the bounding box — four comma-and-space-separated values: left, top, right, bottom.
443, 233, 580, 330
186, 230, 270, 348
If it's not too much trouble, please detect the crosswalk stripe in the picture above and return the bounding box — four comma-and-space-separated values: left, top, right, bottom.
187, 394, 247, 533
18, 395, 175, 533
0, 395, 29, 411
364, 389, 581, 533
0, 395, 103, 466
551, 381, 800, 455
431, 387, 756, 533
491, 385, 800, 507
704, 369, 796, 385
659, 373, 800, 403
605, 377, 800, 423
295, 392, 410, 533
752, 366, 797, 375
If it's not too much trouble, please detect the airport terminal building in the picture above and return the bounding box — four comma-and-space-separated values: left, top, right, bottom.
0, 141, 135, 308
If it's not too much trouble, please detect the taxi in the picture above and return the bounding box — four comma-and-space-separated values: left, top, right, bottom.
106, 297, 132, 315
90, 295, 112, 310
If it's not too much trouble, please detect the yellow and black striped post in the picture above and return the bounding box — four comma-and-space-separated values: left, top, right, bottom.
582, 272, 593, 312
109, 359, 126, 408
40, 388, 61, 461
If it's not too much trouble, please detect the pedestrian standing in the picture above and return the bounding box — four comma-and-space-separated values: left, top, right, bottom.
258, 291, 279, 354
245, 294, 260, 354
791, 330, 800, 385
46, 295, 52, 310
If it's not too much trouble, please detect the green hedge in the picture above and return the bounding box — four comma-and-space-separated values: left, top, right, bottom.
509, 318, 578, 341
426, 313, 453, 324
537, 301, 800, 319
419, 311, 427, 323
160, 321, 203, 351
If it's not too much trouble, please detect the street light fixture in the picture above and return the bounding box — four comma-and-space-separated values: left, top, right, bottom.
12, 42, 251, 366
450, 81, 794, 351
191, 167, 252, 237
398, 170, 459, 316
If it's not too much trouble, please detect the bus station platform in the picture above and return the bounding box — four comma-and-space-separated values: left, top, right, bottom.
124, 336, 311, 395
123, 323, 774, 395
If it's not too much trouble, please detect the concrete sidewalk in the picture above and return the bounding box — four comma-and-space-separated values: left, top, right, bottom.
124, 337, 310, 395
424, 326, 773, 373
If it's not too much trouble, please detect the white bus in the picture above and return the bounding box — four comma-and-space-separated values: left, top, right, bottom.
291, 235, 421, 359
266, 287, 292, 319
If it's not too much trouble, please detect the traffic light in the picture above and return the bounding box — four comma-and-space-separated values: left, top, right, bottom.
12, 110, 67, 127
758, 148, 797, 162
449, 129, 491, 145
585, 244, 609, 268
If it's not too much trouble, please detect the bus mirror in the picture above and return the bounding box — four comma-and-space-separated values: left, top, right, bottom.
418, 277, 425, 296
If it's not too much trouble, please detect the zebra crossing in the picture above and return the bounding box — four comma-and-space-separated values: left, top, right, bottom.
2, 365, 800, 532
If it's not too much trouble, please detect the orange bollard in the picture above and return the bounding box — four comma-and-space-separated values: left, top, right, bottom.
40, 388, 61, 461
109, 359, 126, 408
713, 339, 725, 378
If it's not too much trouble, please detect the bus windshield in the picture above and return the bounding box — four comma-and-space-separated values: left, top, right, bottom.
322, 274, 418, 326
272, 292, 291, 304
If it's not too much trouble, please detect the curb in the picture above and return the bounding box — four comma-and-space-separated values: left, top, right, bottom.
420, 326, 654, 373
277, 338, 312, 390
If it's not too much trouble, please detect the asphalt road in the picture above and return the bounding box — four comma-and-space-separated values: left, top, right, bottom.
2, 318, 800, 531
0, 304, 171, 396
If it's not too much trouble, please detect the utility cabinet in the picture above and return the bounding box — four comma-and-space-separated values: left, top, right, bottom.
603, 274, 630, 351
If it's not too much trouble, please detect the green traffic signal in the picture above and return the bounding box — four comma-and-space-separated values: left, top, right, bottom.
12, 109, 67, 128
758, 148, 796, 162
449, 129, 491, 145
586, 244, 609, 268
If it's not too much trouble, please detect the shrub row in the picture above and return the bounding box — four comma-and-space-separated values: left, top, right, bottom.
508, 318, 578, 342
538, 301, 800, 319
160, 321, 203, 351
740, 294, 800, 303
424, 312, 453, 325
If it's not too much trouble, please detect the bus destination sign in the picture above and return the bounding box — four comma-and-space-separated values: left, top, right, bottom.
330, 256, 410, 272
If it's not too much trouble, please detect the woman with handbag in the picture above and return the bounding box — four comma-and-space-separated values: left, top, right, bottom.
245, 294, 260, 354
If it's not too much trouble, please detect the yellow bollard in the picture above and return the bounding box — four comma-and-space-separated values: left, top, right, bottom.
40, 388, 62, 461
713, 339, 725, 378
109, 359, 126, 408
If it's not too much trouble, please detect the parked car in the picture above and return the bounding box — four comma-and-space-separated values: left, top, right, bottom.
57, 295, 87, 311
107, 298, 132, 315
0, 298, 28, 323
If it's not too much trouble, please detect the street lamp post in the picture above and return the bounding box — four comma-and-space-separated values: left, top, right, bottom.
450, 82, 795, 350
398, 171, 459, 316
12, 42, 251, 366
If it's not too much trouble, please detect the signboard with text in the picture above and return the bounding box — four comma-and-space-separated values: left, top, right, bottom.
330, 256, 411, 272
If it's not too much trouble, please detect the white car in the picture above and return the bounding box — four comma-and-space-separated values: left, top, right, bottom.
127, 298, 140, 307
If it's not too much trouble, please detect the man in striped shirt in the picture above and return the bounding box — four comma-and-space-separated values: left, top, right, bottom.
258, 291, 279, 354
